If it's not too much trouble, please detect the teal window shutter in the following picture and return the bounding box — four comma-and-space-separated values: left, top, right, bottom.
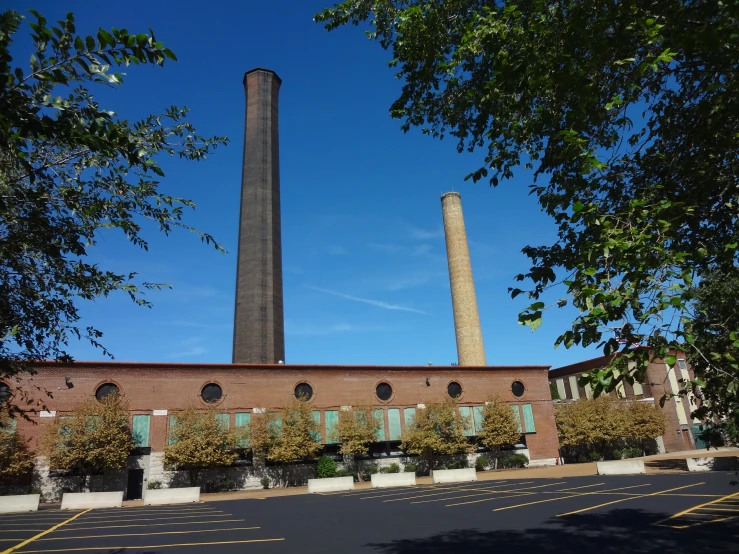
215, 413, 230, 429
510, 405, 522, 433
235, 412, 250, 448
132, 415, 150, 447
403, 408, 416, 434
458, 406, 474, 436
374, 409, 386, 441
522, 404, 536, 433
325, 410, 339, 444
270, 417, 283, 438
472, 406, 484, 435
388, 409, 402, 441
311, 411, 322, 443
168, 415, 178, 445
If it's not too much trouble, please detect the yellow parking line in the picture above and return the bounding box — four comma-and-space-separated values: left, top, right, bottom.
76, 508, 220, 520
383, 481, 535, 503
0, 508, 90, 554
410, 482, 537, 505
493, 484, 650, 512
652, 489, 739, 527
556, 483, 605, 492
559, 483, 704, 517
55, 518, 244, 532
66, 512, 233, 525
0, 523, 69, 528
17, 538, 286, 553
359, 482, 484, 500
696, 506, 739, 512
444, 482, 569, 507
35, 526, 261, 541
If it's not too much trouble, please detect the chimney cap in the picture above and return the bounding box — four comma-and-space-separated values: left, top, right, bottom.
441, 191, 461, 201
243, 68, 282, 85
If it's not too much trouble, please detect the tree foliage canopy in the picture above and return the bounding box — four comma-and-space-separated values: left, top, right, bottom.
401, 398, 472, 467
555, 396, 666, 461
687, 268, 739, 439
40, 393, 134, 490
0, 411, 34, 485
477, 396, 521, 458
316, 1, 739, 414
163, 407, 240, 485
0, 10, 227, 380
332, 405, 381, 457
254, 398, 323, 464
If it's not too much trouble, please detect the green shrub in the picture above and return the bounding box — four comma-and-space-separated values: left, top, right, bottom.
404, 463, 418, 475
335, 468, 354, 478
444, 459, 466, 470
621, 447, 642, 459
500, 453, 529, 469
475, 457, 488, 472
588, 451, 602, 462
260, 476, 270, 489
316, 455, 337, 479
146, 480, 162, 490
380, 463, 401, 474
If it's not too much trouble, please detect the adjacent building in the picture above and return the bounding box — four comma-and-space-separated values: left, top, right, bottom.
549, 351, 701, 453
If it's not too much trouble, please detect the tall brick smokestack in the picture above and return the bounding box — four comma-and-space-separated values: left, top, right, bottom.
232, 69, 285, 364
441, 192, 486, 366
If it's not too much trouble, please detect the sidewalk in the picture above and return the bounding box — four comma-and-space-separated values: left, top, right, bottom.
122, 446, 739, 506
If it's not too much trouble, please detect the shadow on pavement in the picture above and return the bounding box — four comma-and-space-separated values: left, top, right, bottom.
366, 509, 739, 554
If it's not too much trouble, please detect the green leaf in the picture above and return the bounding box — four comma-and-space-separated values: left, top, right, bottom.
664, 355, 676, 366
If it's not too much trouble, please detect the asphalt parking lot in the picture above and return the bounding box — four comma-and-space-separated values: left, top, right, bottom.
1, 473, 738, 553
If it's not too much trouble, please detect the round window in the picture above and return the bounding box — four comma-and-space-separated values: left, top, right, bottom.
511, 380, 525, 398
294, 382, 313, 401
376, 382, 393, 401
447, 381, 463, 399
95, 383, 119, 401
0, 382, 11, 404
201, 383, 223, 403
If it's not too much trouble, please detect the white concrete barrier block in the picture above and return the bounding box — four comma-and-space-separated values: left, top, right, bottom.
432, 468, 477, 484
143, 487, 200, 505
370, 472, 416, 489
687, 456, 739, 472
0, 494, 40, 513
596, 460, 646, 475
61, 491, 124, 509
307, 476, 354, 493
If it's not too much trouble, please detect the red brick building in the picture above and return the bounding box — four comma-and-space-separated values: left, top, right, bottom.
2, 360, 560, 497
549, 352, 700, 453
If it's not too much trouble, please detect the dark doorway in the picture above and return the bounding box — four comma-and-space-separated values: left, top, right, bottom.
126, 469, 144, 500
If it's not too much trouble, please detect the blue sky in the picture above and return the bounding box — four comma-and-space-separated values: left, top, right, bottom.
11, 0, 603, 367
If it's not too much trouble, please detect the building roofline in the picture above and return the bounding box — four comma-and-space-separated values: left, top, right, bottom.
31, 360, 551, 371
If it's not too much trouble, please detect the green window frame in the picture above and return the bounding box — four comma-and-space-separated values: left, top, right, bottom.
235, 412, 250, 448
312, 411, 322, 443
325, 410, 339, 444
215, 413, 230, 429
132, 414, 150, 447
168, 415, 178, 445
472, 406, 484, 435
510, 405, 522, 433
458, 406, 474, 436
374, 409, 386, 441
522, 404, 536, 433
388, 409, 402, 441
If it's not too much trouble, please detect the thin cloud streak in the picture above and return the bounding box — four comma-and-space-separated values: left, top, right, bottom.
409, 226, 444, 240
307, 286, 427, 315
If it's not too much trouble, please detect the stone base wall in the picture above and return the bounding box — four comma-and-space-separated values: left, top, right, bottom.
25, 447, 552, 501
